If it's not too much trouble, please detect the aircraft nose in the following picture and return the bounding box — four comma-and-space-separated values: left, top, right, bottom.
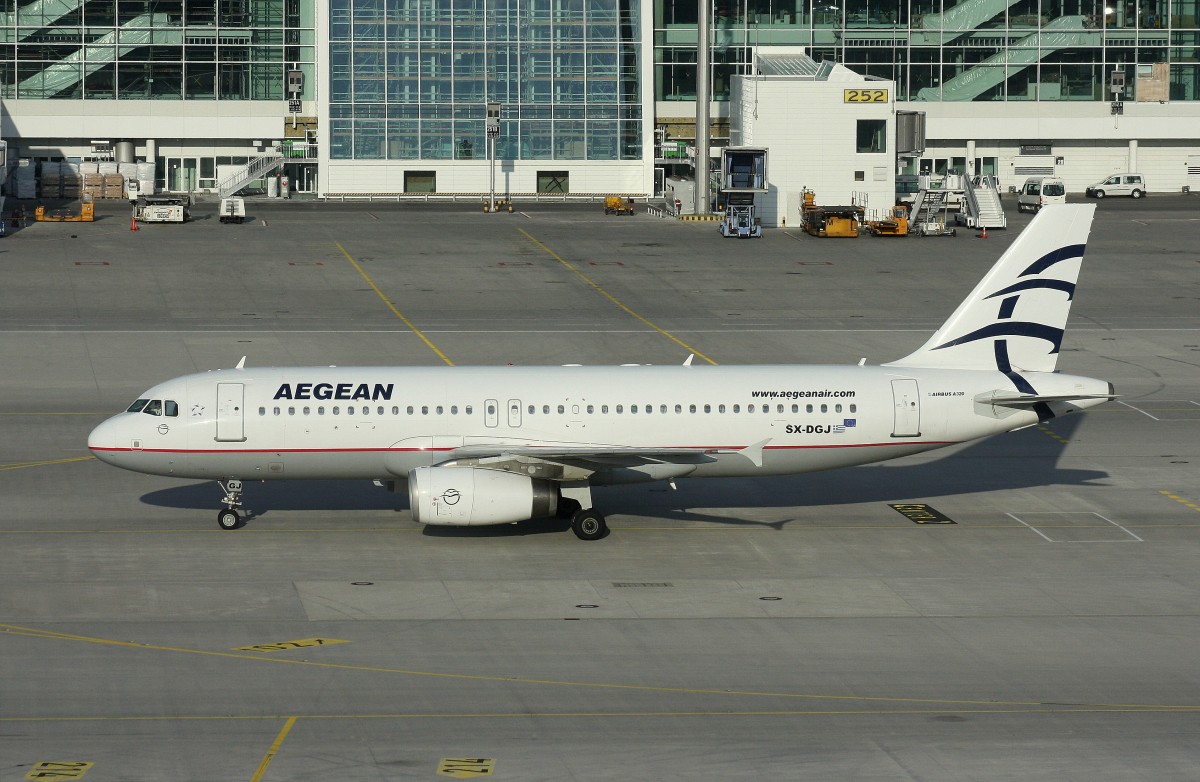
88, 416, 128, 466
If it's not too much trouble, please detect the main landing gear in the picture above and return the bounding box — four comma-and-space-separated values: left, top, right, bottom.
558, 482, 608, 541
217, 479, 246, 530
571, 508, 607, 541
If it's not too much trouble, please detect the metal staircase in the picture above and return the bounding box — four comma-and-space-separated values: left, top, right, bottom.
910, 189, 956, 236
956, 175, 1007, 229
217, 151, 284, 198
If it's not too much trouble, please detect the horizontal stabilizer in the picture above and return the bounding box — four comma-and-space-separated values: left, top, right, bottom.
978, 389, 1117, 407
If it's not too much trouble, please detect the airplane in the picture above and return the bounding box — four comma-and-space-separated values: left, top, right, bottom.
88, 204, 1113, 540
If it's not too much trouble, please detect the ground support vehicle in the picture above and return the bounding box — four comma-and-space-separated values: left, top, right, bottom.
135, 195, 190, 223
1086, 174, 1146, 199
866, 205, 909, 237
35, 193, 95, 222
604, 196, 635, 215
219, 197, 246, 224
719, 204, 762, 238
799, 189, 862, 238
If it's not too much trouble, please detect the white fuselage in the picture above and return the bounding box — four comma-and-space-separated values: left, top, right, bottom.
87, 363, 1110, 483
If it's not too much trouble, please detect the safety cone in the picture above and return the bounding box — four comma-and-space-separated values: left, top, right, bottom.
130, 215, 139, 231
977, 225, 988, 239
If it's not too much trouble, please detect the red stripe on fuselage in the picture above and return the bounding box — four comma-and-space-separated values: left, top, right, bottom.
88, 441, 959, 455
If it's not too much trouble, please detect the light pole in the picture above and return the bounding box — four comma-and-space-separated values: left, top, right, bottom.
486, 101, 500, 212
695, 0, 710, 215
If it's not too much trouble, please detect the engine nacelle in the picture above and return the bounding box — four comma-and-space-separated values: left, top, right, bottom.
408, 466, 558, 526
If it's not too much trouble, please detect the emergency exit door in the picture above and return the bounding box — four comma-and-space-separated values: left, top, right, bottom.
216, 383, 246, 442
890, 379, 921, 438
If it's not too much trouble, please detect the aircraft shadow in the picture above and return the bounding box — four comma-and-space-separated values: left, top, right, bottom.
139, 415, 1106, 533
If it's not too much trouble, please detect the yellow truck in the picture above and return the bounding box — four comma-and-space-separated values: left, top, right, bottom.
604, 196, 634, 215
866, 205, 910, 237
799, 189, 862, 238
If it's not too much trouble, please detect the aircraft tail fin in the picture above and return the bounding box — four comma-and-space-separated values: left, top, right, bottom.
884, 204, 1096, 373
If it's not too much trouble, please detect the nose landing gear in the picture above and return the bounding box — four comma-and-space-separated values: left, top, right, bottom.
217, 479, 246, 529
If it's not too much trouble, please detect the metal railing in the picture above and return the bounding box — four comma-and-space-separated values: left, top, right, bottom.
217, 151, 284, 199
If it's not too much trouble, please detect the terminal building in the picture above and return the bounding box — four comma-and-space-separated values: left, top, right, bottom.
0, 0, 1197, 198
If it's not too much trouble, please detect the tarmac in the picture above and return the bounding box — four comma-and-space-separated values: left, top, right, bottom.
2, 193, 1199, 780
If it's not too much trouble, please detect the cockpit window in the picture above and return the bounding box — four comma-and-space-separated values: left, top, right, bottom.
126, 399, 149, 413
143, 400, 163, 416
164, 400, 179, 417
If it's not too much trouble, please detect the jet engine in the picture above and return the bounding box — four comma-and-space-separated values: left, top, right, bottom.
408, 466, 558, 526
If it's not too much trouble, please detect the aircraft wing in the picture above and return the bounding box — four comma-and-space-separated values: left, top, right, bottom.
443, 439, 773, 474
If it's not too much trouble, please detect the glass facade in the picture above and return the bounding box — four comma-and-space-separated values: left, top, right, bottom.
328, 0, 643, 161
0, 0, 314, 100
657, 0, 1200, 102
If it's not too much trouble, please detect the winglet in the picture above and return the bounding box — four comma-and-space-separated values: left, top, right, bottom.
683, 353, 694, 367
235, 356, 247, 369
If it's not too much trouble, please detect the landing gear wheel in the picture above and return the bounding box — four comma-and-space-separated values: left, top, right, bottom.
571, 509, 607, 541
217, 508, 242, 530
217, 479, 245, 529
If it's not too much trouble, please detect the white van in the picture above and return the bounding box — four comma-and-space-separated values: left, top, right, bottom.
1086, 173, 1146, 199
1017, 177, 1066, 213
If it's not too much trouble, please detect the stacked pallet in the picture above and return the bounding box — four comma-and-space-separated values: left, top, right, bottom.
40, 161, 62, 197
61, 162, 81, 198
80, 161, 103, 200
98, 161, 124, 198
13, 159, 36, 199
134, 162, 155, 196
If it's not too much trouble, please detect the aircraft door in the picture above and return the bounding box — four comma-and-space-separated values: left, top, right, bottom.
507, 399, 522, 428
484, 398, 499, 428
216, 382, 247, 442
890, 379, 921, 438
